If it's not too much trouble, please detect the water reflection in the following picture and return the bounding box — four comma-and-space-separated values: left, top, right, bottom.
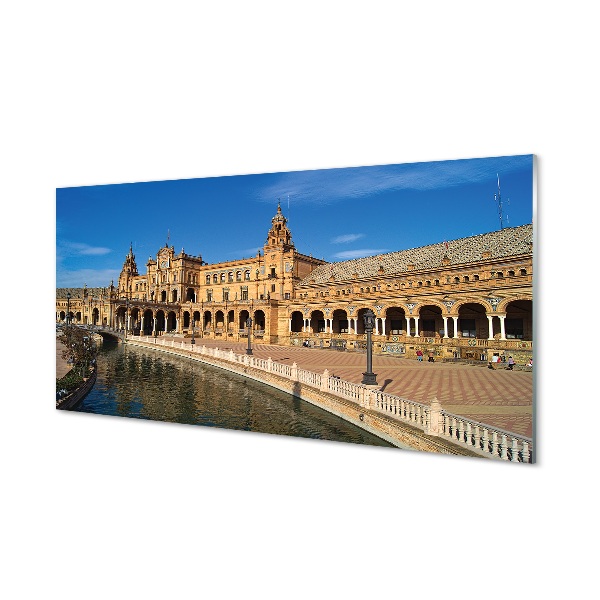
71, 340, 393, 448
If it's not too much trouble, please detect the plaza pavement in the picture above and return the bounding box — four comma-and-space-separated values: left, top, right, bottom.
161, 335, 534, 437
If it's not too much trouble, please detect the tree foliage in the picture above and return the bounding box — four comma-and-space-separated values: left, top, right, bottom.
58, 325, 98, 378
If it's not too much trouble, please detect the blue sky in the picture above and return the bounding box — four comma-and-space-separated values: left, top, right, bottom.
56, 154, 534, 288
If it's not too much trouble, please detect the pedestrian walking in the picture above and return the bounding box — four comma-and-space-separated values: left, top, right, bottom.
416, 349, 423, 362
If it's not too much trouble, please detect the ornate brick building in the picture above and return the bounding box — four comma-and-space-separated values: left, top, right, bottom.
56, 203, 533, 362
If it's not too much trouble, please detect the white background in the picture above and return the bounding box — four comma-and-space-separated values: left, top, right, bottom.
2, 2, 597, 598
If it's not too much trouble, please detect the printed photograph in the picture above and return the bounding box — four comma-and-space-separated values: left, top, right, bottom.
55, 154, 535, 462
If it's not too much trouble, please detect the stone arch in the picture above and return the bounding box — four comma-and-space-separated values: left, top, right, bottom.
332, 308, 349, 333
215, 310, 225, 330
155, 310, 166, 334
417, 304, 444, 337
143, 309, 154, 335
384, 305, 407, 335
290, 310, 303, 333
203, 310, 212, 331
185, 287, 195, 302
253, 309, 266, 332
503, 299, 533, 341
309, 309, 325, 333
239, 309, 250, 331
166, 311, 177, 333
457, 302, 488, 339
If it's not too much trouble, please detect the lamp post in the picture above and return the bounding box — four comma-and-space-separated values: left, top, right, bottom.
66, 292, 71, 325
246, 317, 253, 355
190, 303, 195, 345
124, 298, 129, 340
361, 309, 378, 386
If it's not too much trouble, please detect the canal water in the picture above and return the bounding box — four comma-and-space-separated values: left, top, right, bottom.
70, 338, 393, 448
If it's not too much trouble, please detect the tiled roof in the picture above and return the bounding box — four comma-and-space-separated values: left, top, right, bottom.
299, 224, 533, 285
56, 287, 108, 299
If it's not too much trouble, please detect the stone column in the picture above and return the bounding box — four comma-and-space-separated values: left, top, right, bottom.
375, 318, 379, 335
487, 315, 494, 340
443, 316, 449, 338
406, 316, 412, 337
414, 316, 420, 337
499, 314, 507, 340
289, 318, 292, 332
452, 316, 459, 339
381, 317, 386, 337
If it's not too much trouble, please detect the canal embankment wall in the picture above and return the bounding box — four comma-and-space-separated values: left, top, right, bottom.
125, 337, 483, 458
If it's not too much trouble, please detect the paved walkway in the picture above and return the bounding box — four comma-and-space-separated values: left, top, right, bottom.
56, 337, 72, 379
157, 336, 534, 437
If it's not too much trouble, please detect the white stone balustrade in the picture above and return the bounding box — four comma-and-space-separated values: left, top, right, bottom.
130, 336, 533, 462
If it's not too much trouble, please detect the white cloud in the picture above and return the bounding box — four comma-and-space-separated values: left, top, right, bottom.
251, 155, 532, 206
332, 248, 388, 260
331, 233, 365, 244
59, 241, 112, 257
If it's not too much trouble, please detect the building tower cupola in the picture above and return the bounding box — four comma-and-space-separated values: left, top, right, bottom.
265, 200, 294, 250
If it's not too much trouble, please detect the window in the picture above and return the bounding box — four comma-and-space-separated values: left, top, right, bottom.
206, 275, 210, 284
463, 276, 469, 282
236, 271, 242, 281
223, 290, 229, 302
520, 269, 527, 275
284, 292, 290, 300
228, 272, 233, 282
244, 270, 250, 281
213, 274, 218, 283
271, 284, 276, 292
496, 272, 504, 278
270, 267, 276, 278
221, 273, 226, 283
207, 289, 213, 301
241, 287, 248, 301
508, 270, 515, 277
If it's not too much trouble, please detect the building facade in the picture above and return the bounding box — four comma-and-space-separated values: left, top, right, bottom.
56, 204, 533, 362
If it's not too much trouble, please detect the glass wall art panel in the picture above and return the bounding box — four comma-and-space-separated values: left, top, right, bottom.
56, 154, 535, 463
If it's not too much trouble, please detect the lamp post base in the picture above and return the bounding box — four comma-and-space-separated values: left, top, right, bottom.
246, 349, 253, 355
361, 372, 378, 386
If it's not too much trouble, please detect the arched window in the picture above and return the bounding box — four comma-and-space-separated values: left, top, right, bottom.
496, 272, 504, 278
463, 276, 469, 282
206, 275, 211, 284
236, 271, 242, 281
520, 268, 527, 275
244, 270, 250, 281
213, 274, 218, 283
454, 277, 460, 283
221, 273, 226, 283
228, 272, 233, 282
